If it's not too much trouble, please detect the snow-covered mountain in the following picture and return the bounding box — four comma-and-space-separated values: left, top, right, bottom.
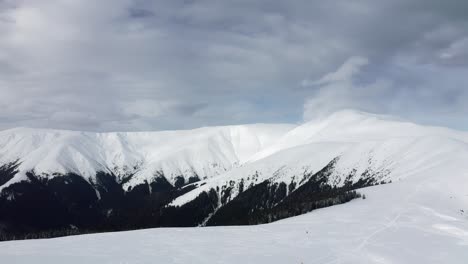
0, 110, 467, 238
0, 123, 293, 192
1, 110, 468, 263
170, 110, 468, 208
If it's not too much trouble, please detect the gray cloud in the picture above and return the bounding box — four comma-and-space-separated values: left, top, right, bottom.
0, 0, 467, 131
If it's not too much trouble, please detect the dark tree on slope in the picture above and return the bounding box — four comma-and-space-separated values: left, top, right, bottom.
207, 158, 369, 226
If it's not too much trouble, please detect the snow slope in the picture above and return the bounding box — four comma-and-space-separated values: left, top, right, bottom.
249, 110, 468, 162
170, 110, 468, 207
0, 124, 294, 191
1, 158, 467, 264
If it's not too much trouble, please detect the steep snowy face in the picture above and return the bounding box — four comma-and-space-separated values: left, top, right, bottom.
171, 110, 468, 208
121, 124, 295, 188
0, 124, 294, 190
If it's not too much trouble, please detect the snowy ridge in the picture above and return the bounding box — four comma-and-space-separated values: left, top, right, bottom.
0, 110, 468, 196
1, 109, 467, 205
249, 109, 468, 162
0, 124, 294, 191
170, 110, 468, 207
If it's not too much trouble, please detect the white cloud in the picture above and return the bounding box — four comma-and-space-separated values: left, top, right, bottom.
301, 56, 368, 87
439, 37, 468, 62
303, 56, 390, 121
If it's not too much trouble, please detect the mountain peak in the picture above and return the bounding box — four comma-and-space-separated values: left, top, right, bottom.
314, 109, 403, 124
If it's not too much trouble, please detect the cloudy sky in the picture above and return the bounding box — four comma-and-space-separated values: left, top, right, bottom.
0, 0, 467, 131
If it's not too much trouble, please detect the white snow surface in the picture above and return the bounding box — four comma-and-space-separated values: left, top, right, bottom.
0, 123, 293, 191
170, 110, 468, 206
1, 162, 467, 263
1, 110, 468, 263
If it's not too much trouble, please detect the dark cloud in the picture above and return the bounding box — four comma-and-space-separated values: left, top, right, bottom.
0, 0, 467, 131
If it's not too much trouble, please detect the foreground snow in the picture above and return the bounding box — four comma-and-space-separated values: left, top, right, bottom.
1, 169, 467, 263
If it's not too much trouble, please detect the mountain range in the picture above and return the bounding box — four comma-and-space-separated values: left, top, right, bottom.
1, 110, 467, 239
